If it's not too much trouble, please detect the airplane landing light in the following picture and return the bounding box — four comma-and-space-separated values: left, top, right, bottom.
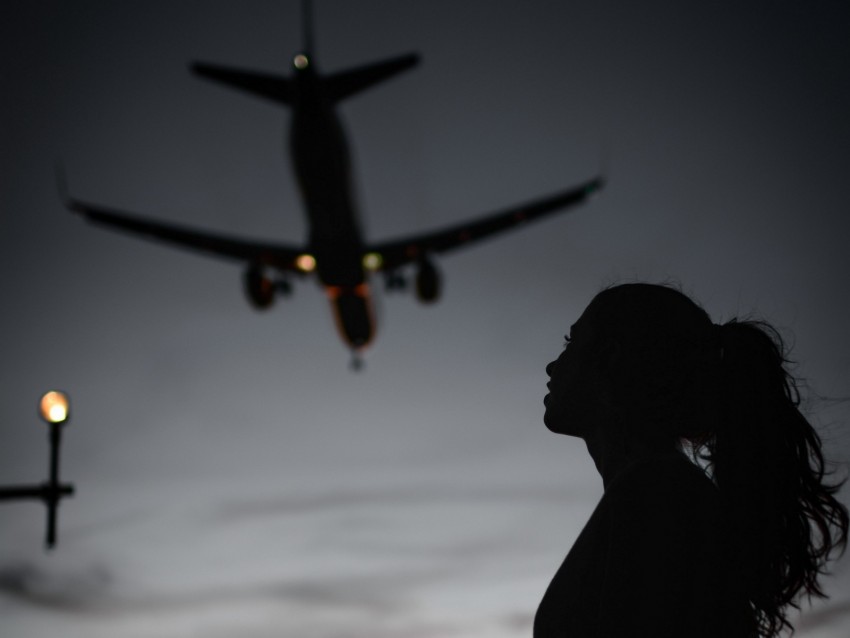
296, 253, 316, 272
362, 252, 383, 271
294, 54, 309, 69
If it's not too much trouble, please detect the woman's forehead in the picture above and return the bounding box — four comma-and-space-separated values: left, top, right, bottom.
571, 298, 604, 335
585, 284, 708, 336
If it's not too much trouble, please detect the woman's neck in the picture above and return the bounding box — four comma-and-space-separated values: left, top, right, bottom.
583, 420, 680, 490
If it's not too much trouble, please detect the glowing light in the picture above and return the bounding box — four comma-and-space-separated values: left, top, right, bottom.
325, 283, 370, 300
39, 391, 69, 425
362, 252, 383, 271
295, 254, 316, 272
294, 54, 309, 69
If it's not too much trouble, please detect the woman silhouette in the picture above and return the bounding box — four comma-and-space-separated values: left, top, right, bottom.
536, 283, 848, 637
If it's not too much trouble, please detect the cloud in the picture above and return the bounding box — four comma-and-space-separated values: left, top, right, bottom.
210, 483, 573, 523
0, 560, 436, 617
0, 561, 112, 612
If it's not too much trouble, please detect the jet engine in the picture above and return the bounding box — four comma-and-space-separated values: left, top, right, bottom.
243, 264, 275, 309
415, 257, 441, 303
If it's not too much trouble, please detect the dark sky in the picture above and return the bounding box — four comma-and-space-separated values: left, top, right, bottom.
2, 1, 849, 636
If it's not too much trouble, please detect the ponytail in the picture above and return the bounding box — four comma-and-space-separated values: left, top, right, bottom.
703, 320, 848, 637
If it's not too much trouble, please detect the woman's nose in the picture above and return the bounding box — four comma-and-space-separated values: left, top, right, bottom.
546, 361, 554, 376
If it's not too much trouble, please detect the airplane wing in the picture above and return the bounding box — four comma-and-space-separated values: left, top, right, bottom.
367, 176, 603, 270
191, 62, 295, 106
67, 198, 306, 273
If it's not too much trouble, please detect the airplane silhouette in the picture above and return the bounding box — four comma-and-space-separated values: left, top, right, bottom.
67, 0, 603, 365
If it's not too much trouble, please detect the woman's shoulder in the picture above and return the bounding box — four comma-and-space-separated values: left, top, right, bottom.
602, 453, 722, 524
609, 452, 714, 491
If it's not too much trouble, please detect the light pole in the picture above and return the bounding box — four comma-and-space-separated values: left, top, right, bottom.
0, 391, 76, 549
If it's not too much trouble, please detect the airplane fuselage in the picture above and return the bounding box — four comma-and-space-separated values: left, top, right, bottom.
289, 62, 374, 349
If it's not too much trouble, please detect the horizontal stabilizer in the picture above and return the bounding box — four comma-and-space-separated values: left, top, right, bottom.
327, 52, 419, 103
192, 62, 295, 106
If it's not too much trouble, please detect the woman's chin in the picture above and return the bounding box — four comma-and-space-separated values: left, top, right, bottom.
543, 409, 566, 434
544, 408, 584, 437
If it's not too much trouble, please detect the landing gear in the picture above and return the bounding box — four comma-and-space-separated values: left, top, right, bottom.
384, 270, 406, 291
244, 264, 276, 309
415, 257, 441, 303
276, 277, 293, 296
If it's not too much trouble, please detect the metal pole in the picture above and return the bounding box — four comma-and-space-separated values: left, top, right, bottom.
45, 422, 62, 548
0, 486, 46, 500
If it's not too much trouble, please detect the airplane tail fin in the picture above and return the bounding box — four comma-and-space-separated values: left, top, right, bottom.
326, 53, 419, 103
302, 0, 314, 59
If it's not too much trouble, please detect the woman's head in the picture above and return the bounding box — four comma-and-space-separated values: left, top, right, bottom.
544, 283, 720, 443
